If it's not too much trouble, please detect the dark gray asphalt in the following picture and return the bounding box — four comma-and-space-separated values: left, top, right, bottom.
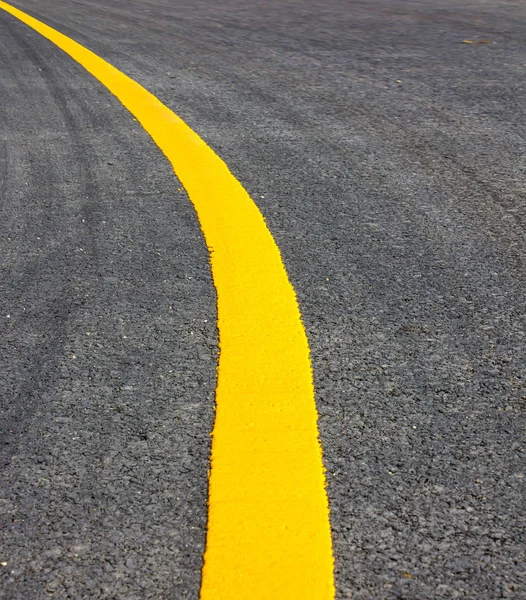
1, 0, 525, 598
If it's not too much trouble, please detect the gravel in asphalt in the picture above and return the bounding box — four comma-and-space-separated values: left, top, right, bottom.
1, 1, 525, 598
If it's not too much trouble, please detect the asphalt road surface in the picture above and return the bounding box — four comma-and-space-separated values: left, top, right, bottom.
1, 0, 525, 598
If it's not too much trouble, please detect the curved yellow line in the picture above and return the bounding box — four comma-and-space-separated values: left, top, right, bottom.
0, 3, 335, 598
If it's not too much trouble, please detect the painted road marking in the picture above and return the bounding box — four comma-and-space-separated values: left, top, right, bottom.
0, 3, 335, 598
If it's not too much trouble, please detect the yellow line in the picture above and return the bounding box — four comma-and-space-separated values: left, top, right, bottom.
0, 3, 335, 598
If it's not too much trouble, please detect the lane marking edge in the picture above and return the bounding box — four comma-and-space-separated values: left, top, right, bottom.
0, 3, 335, 598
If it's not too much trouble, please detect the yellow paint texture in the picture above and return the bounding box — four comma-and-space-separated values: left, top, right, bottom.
0, 3, 335, 598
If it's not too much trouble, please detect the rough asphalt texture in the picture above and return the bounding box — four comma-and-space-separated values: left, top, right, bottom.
1, 0, 525, 598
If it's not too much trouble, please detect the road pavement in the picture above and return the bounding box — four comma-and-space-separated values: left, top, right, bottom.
1, 0, 525, 598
